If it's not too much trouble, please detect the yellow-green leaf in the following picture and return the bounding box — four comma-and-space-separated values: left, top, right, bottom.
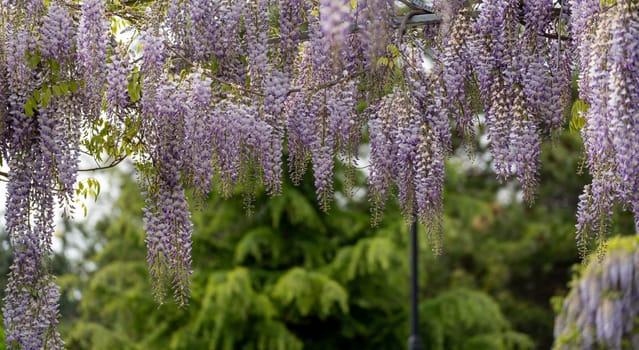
52, 85, 63, 97
376, 57, 389, 68
569, 99, 588, 132
387, 44, 399, 57
24, 97, 36, 117
600, 0, 616, 8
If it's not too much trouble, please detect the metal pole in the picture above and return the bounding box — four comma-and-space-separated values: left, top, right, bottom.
408, 217, 423, 350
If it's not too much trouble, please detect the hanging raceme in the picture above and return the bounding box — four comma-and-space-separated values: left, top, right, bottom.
77, 0, 109, 122
574, 0, 639, 256
0, 0, 637, 348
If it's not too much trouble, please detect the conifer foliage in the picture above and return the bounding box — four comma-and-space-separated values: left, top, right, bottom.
0, 0, 637, 348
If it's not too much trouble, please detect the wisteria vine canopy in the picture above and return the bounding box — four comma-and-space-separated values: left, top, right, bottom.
0, 0, 637, 347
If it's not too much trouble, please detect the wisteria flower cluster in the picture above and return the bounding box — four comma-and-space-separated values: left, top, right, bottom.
77, 0, 109, 121
1, 0, 81, 347
0, 0, 637, 348
433, 0, 573, 203
554, 236, 639, 349
572, 0, 639, 255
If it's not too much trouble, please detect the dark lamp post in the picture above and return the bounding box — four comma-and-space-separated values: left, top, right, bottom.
408, 217, 423, 350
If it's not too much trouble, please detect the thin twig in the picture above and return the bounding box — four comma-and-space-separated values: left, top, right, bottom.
78, 155, 127, 172
0, 155, 126, 179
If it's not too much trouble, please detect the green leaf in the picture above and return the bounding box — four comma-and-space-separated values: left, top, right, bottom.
49, 59, 61, 83
387, 44, 399, 57
33, 89, 41, 103
41, 87, 52, 107
28, 53, 40, 68
356, 99, 368, 114
234, 227, 281, 264
600, 0, 616, 8
376, 57, 389, 68
52, 85, 63, 97
569, 99, 588, 132
127, 72, 141, 102
59, 82, 69, 95
272, 268, 348, 318
69, 81, 79, 93
24, 97, 36, 117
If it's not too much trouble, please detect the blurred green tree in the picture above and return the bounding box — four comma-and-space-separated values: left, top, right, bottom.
59, 162, 532, 349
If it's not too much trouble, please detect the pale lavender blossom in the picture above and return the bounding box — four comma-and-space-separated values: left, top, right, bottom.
263, 68, 291, 120
523, 0, 554, 32
142, 81, 194, 306
607, 7, 639, 227
509, 90, 541, 204
356, 0, 393, 66
244, 0, 270, 87
312, 143, 334, 210
367, 100, 396, 223
570, 0, 600, 97
319, 0, 352, 52
575, 5, 639, 246
415, 126, 445, 251
185, 0, 242, 61
144, 182, 193, 306
485, 80, 515, 180
554, 238, 639, 349
106, 46, 131, 119
140, 31, 166, 143
77, 0, 109, 121
183, 71, 215, 197
440, 11, 475, 137
212, 100, 283, 196
37, 102, 79, 200
39, 4, 75, 63
279, 0, 303, 68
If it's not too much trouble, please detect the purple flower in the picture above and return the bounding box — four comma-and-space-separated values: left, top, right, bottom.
509, 89, 541, 204
182, 71, 215, 196
263, 68, 291, 121
415, 126, 445, 251
77, 0, 109, 121
144, 181, 193, 306
39, 4, 75, 63
367, 102, 395, 223
575, 4, 639, 245
279, 0, 303, 69
313, 143, 335, 211
319, 0, 352, 52
185, 0, 242, 61
244, 0, 270, 88
106, 46, 131, 119
440, 10, 475, 138
554, 238, 639, 349
356, 0, 393, 66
